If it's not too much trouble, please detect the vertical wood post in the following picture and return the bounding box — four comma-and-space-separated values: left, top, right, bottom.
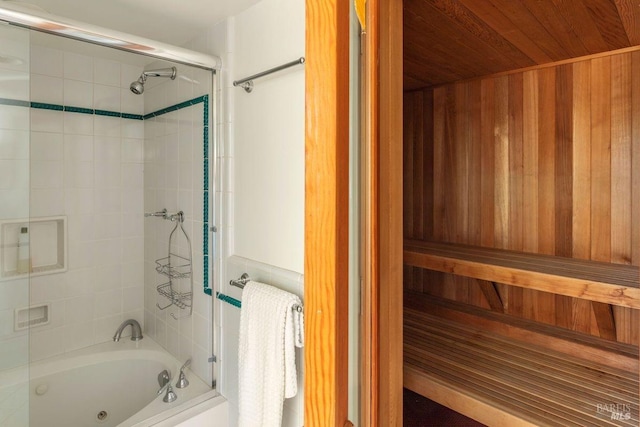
304, 0, 350, 425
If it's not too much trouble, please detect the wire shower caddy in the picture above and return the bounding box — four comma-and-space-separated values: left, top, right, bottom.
146, 209, 193, 319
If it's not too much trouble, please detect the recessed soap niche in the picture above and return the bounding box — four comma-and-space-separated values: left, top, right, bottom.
0, 216, 67, 280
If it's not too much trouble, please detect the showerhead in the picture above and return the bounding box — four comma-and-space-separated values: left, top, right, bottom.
129, 67, 177, 95
130, 77, 145, 95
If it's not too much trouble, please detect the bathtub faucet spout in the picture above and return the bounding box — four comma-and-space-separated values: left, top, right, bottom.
113, 319, 143, 342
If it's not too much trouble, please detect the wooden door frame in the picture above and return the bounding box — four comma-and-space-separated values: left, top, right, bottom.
304, 0, 351, 426
361, 0, 404, 425
304, 0, 403, 425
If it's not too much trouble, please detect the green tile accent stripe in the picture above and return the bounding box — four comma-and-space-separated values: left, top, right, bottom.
202, 95, 211, 296
31, 101, 63, 111
143, 95, 208, 119
64, 106, 94, 115
2, 94, 213, 297
0, 97, 145, 120
216, 292, 241, 309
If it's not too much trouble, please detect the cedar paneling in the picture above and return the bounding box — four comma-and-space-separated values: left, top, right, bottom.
404, 0, 640, 90
403, 50, 639, 344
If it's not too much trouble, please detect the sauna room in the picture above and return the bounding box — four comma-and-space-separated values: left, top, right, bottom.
401, 1, 639, 425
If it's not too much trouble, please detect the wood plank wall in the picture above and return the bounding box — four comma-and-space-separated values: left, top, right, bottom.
403, 49, 640, 344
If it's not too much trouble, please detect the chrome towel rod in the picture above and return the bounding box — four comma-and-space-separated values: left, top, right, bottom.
229, 273, 303, 312
233, 57, 305, 93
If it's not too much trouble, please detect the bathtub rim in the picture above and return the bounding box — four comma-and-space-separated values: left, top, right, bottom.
0, 335, 221, 427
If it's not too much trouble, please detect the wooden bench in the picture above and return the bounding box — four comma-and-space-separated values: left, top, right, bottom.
403, 240, 640, 426
404, 240, 640, 308
404, 295, 639, 426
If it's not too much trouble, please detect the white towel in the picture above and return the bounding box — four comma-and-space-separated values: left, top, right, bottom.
238, 280, 304, 427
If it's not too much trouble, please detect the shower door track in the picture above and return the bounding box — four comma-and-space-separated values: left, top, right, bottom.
0, 1, 220, 71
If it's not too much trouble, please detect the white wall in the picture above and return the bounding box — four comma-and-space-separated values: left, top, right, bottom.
232, 0, 305, 274
186, 0, 305, 424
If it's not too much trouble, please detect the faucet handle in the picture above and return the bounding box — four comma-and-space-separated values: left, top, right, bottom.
162, 382, 178, 403
175, 358, 191, 389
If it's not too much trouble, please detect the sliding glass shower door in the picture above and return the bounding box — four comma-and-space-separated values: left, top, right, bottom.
0, 23, 31, 427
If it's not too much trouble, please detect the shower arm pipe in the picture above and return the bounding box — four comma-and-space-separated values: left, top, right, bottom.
0, 2, 220, 71
233, 57, 305, 93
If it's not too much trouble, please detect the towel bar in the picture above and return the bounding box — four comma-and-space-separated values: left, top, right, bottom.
228, 273, 303, 312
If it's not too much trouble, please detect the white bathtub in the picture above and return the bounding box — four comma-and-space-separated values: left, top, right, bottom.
0, 338, 226, 427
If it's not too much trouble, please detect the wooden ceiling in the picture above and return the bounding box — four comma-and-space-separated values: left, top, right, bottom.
404, 0, 640, 90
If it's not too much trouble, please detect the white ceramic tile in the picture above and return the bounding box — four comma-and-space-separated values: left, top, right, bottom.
121, 237, 144, 262
121, 163, 143, 188
64, 52, 93, 82
93, 313, 123, 343
64, 321, 95, 352
121, 89, 144, 115
65, 295, 94, 323
121, 262, 144, 287
0, 105, 29, 131
92, 239, 122, 267
30, 160, 63, 189
94, 84, 121, 111
121, 190, 144, 216
30, 74, 63, 105
155, 316, 167, 347
0, 189, 29, 219
31, 45, 63, 78
0, 279, 29, 311
122, 138, 143, 162
30, 327, 65, 361
0, 72, 29, 101
94, 289, 122, 318
30, 188, 64, 217
64, 188, 94, 215
93, 214, 121, 239
94, 136, 121, 163
67, 240, 94, 269
191, 342, 211, 385
166, 324, 181, 358
0, 129, 28, 160
64, 268, 95, 297
143, 309, 155, 337
63, 112, 93, 135
0, 159, 28, 189
94, 161, 121, 189
122, 118, 144, 139
94, 58, 121, 87
93, 188, 121, 213
93, 264, 122, 292
94, 115, 120, 137
31, 132, 63, 161
29, 274, 65, 303
120, 64, 142, 89
122, 286, 144, 312
0, 309, 15, 338
65, 214, 93, 243
64, 79, 93, 108
64, 134, 93, 162
63, 161, 94, 188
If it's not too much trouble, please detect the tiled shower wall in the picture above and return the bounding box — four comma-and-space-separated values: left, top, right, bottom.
142, 64, 214, 383
0, 41, 147, 363
0, 25, 30, 372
